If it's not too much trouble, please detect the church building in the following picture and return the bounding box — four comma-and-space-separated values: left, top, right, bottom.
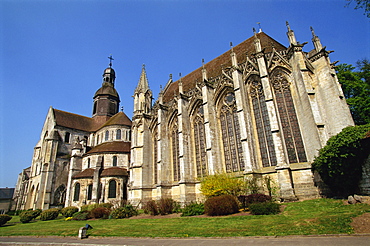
14, 23, 354, 210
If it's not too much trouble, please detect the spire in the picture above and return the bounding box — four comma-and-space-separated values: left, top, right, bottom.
230, 42, 238, 66
135, 64, 149, 94
253, 28, 262, 53
108, 55, 114, 68
286, 21, 297, 45
310, 26, 323, 52
179, 73, 183, 94
202, 59, 208, 82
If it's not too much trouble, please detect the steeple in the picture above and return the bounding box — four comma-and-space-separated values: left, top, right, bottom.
92, 57, 120, 121
135, 64, 149, 94
133, 64, 152, 114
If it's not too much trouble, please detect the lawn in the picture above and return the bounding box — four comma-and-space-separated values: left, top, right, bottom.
1, 199, 369, 237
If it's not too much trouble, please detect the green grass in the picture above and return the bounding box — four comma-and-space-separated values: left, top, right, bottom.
1, 199, 369, 237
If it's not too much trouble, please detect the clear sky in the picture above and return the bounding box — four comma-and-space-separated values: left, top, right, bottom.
0, 0, 369, 188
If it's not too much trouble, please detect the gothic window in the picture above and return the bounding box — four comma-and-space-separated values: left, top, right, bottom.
249, 78, 277, 167
116, 129, 121, 140
271, 72, 307, 163
153, 131, 158, 184
108, 180, 116, 198
65, 132, 71, 143
87, 184, 92, 200
105, 130, 109, 141
53, 185, 66, 205
171, 117, 180, 181
112, 156, 117, 167
193, 105, 207, 178
219, 92, 245, 172
87, 158, 90, 168
73, 183, 80, 201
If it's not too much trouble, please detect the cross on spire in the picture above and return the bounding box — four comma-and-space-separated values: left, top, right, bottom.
108, 55, 114, 67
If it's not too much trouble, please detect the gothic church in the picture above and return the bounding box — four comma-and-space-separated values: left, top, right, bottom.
14, 24, 354, 210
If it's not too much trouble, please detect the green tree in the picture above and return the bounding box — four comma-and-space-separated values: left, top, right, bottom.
336, 59, 370, 125
312, 124, 370, 196
199, 173, 246, 198
346, 0, 370, 17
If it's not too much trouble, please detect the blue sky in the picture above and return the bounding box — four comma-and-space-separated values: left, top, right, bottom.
0, 0, 369, 188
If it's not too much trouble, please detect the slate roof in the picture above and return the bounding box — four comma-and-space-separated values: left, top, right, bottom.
86, 141, 131, 155
98, 112, 132, 130
162, 32, 286, 103
0, 188, 15, 199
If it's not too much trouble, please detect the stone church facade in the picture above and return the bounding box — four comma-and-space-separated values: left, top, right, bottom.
14, 24, 354, 210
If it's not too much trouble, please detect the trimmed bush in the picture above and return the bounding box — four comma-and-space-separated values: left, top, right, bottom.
143, 200, 159, 215
0, 214, 12, 226
40, 208, 60, 221
181, 202, 204, 217
72, 211, 91, 221
90, 207, 111, 219
19, 209, 41, 223
249, 202, 281, 215
110, 205, 138, 219
204, 194, 239, 216
61, 206, 79, 218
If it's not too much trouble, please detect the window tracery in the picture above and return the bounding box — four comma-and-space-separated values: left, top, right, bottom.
171, 117, 180, 181
193, 105, 207, 178
271, 72, 307, 163
249, 78, 277, 167
219, 92, 245, 172
153, 131, 158, 184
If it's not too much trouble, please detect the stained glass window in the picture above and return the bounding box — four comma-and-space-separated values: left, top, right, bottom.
219, 93, 245, 172
108, 180, 116, 198
171, 119, 180, 181
250, 78, 277, 167
272, 73, 307, 163
73, 183, 80, 201
153, 131, 158, 184
193, 105, 207, 178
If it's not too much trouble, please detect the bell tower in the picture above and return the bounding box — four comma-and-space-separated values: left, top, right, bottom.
92, 56, 120, 124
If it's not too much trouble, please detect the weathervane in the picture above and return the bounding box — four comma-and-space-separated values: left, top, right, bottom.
108, 55, 114, 67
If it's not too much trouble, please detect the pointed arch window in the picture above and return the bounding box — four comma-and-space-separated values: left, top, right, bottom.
249, 78, 277, 167
219, 92, 245, 172
153, 131, 158, 184
171, 117, 180, 181
108, 180, 116, 198
193, 105, 207, 178
73, 183, 80, 201
272, 72, 307, 163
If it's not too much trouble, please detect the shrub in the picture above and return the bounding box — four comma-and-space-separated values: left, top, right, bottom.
200, 173, 245, 198
249, 202, 281, 215
157, 198, 177, 215
143, 200, 159, 215
72, 211, 91, 221
110, 204, 138, 219
238, 193, 272, 209
80, 204, 90, 212
61, 206, 79, 218
19, 209, 41, 223
40, 208, 60, 221
204, 194, 239, 216
90, 207, 111, 219
0, 214, 12, 226
312, 124, 370, 196
181, 202, 204, 217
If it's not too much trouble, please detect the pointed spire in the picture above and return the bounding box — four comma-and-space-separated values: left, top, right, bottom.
286, 21, 297, 45
230, 42, 238, 66
310, 26, 323, 52
253, 28, 262, 53
135, 64, 149, 94
179, 72, 183, 94
202, 59, 208, 82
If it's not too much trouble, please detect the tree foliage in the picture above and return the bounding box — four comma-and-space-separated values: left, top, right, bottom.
199, 173, 246, 198
312, 124, 370, 196
346, 0, 370, 17
336, 59, 370, 125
